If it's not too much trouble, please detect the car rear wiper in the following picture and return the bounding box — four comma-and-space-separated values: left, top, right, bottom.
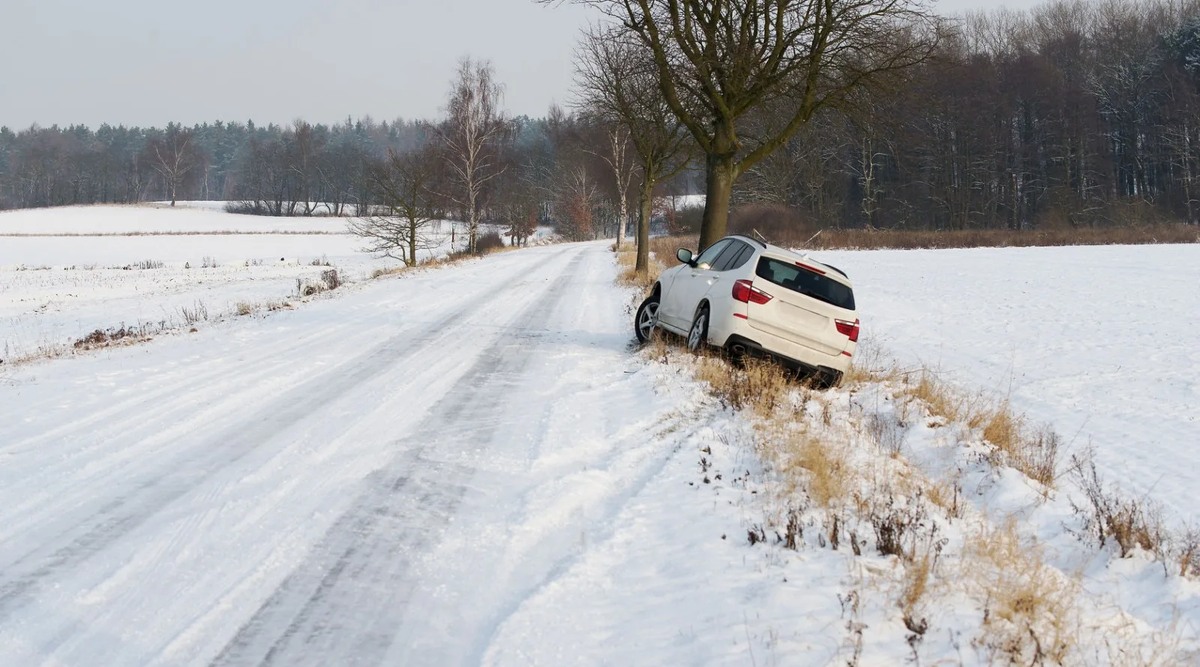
799, 289, 839, 308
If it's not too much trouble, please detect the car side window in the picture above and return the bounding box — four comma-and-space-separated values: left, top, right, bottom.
693, 239, 732, 269
710, 241, 746, 272
722, 243, 755, 272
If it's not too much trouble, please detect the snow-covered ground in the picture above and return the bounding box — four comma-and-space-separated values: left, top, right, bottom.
0, 205, 522, 362
810, 244, 1200, 527
0, 241, 697, 666
1, 232, 1197, 664
0, 204, 350, 234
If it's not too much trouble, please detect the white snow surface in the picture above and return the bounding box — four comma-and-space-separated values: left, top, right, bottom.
1, 232, 1198, 665
0, 205, 515, 361
0, 204, 351, 234
811, 244, 1200, 526
0, 242, 683, 665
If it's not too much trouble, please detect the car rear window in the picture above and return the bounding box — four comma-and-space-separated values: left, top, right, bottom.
755, 257, 856, 311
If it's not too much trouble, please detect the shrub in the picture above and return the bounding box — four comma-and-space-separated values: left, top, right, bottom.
728, 203, 819, 246
475, 231, 506, 254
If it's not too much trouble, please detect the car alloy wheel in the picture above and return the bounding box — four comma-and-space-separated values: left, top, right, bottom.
635, 297, 660, 343
688, 308, 708, 352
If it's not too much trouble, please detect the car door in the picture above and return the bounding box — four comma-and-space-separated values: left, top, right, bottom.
671, 239, 745, 328
660, 239, 732, 329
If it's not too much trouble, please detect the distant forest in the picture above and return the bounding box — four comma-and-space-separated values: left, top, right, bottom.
1, 0, 1198, 232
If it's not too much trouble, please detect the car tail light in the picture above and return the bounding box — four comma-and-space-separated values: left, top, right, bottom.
836, 318, 860, 342
732, 279, 772, 305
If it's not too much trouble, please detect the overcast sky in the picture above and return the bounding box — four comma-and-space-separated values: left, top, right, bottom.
2, 0, 1047, 130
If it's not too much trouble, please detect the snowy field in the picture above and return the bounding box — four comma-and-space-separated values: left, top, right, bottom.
812, 244, 1200, 527
0, 205, 510, 362
0, 231, 1197, 664
0, 204, 350, 234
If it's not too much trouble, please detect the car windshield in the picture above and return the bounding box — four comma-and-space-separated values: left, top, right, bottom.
755, 257, 855, 311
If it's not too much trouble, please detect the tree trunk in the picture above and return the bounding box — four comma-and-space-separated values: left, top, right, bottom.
699, 152, 735, 251
636, 178, 654, 274
468, 196, 478, 254
409, 218, 417, 267
617, 197, 628, 250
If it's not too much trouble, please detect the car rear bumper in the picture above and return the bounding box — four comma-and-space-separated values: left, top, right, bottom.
715, 315, 852, 371
722, 334, 846, 385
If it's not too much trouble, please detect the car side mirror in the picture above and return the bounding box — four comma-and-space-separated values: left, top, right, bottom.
676, 248, 695, 265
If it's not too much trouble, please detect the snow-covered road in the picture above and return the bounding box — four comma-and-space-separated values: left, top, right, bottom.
0, 242, 686, 666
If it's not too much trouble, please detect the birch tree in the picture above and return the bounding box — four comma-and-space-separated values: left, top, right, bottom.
586, 123, 636, 248
439, 58, 509, 254
575, 26, 692, 273
146, 124, 204, 206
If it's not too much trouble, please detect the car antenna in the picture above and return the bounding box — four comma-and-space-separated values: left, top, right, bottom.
800, 229, 823, 249
752, 229, 769, 244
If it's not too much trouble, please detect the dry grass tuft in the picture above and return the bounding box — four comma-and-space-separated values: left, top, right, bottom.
925, 479, 964, 520
1072, 455, 1167, 559
901, 371, 977, 425
696, 354, 791, 417
901, 371, 1060, 488
790, 432, 849, 508
371, 265, 408, 279
968, 520, 1076, 664
614, 235, 698, 291
975, 403, 1060, 487
618, 265, 659, 291
754, 423, 849, 509
900, 544, 936, 637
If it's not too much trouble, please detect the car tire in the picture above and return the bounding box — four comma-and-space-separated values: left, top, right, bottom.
634, 294, 660, 344
687, 305, 709, 353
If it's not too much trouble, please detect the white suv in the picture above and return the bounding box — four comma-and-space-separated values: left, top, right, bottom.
634, 235, 860, 387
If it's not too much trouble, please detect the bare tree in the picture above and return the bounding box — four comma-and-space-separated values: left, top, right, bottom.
582, 121, 637, 248
575, 26, 692, 273
550, 0, 939, 249
349, 145, 442, 266
145, 124, 204, 206
555, 163, 600, 240
288, 120, 325, 215
439, 58, 509, 253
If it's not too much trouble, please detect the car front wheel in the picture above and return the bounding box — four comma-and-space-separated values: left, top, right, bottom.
634, 294, 660, 344
687, 305, 709, 353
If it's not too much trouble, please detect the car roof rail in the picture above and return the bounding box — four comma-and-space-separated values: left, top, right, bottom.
727, 233, 767, 249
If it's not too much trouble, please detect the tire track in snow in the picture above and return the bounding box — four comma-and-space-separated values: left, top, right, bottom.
0, 251, 557, 554
0, 251, 578, 623
210, 253, 586, 667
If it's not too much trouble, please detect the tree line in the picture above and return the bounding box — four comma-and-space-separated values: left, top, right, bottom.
730, 0, 1200, 233
0, 64, 700, 260
2, 0, 1197, 262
